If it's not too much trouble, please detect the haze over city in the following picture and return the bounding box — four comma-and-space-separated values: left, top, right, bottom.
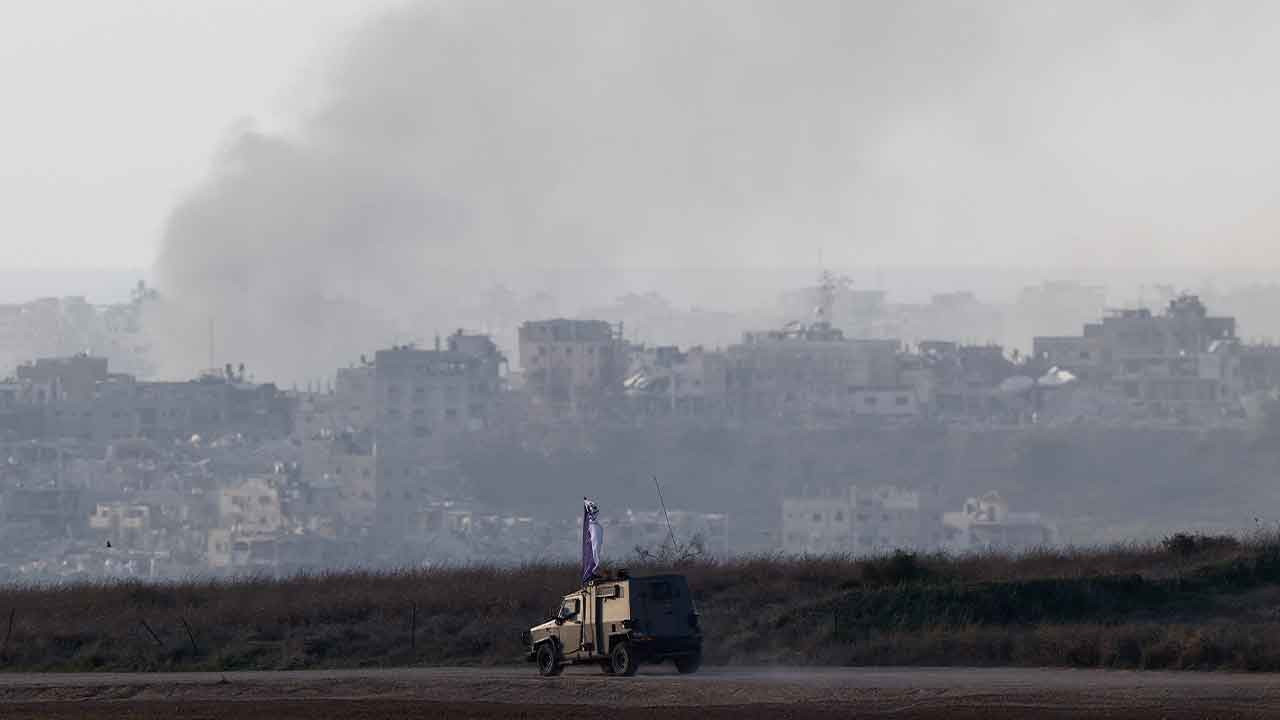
4, 2, 1280, 379
11, 4, 1280, 716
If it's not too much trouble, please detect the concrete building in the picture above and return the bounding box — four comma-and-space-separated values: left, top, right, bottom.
333, 361, 376, 429
725, 322, 900, 422
300, 429, 376, 532
8, 356, 293, 443
1033, 295, 1241, 417
849, 386, 920, 417
0, 291, 154, 382
88, 502, 152, 550
623, 345, 729, 417
16, 354, 109, 404
207, 529, 279, 571
912, 342, 1021, 420
1239, 345, 1280, 394
517, 319, 625, 414
372, 344, 500, 541
215, 476, 283, 534
942, 492, 1055, 552
1031, 334, 1105, 379
782, 485, 942, 555
53, 376, 290, 443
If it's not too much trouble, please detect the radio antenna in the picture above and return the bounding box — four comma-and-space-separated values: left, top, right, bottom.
653, 475, 679, 552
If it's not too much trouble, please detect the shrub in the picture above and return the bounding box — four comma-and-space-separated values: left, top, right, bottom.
862, 551, 927, 586
1162, 532, 1240, 558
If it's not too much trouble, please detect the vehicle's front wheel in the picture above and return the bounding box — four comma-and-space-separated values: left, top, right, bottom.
609, 640, 639, 676
675, 651, 702, 674
536, 643, 563, 677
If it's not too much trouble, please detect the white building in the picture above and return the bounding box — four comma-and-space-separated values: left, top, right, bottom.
942, 492, 1056, 552
782, 485, 942, 555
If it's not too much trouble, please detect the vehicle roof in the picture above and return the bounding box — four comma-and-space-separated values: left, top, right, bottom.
563, 574, 689, 597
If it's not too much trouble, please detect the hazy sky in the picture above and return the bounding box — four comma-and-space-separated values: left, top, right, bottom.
0, 0, 400, 270
7, 1, 1280, 277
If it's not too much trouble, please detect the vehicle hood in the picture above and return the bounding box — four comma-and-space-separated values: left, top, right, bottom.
529, 619, 557, 634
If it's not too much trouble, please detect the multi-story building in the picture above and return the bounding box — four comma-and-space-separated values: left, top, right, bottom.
0, 290, 154, 381
215, 476, 283, 534
782, 485, 942, 555
299, 429, 376, 532
725, 323, 900, 422
1033, 295, 1240, 416
333, 361, 376, 429
1030, 334, 1105, 379
16, 354, 109, 404
849, 386, 921, 418
623, 345, 729, 416
372, 343, 501, 541
88, 502, 152, 550
517, 319, 625, 415
5, 355, 293, 442
915, 342, 1022, 419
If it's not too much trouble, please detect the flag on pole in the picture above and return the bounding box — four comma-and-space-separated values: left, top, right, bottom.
582, 497, 602, 583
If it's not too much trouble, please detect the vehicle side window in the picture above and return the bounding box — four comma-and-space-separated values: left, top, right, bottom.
559, 598, 580, 619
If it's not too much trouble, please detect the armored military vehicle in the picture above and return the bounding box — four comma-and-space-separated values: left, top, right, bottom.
522, 572, 702, 676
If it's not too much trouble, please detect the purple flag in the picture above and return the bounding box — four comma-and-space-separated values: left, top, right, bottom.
581, 498, 602, 583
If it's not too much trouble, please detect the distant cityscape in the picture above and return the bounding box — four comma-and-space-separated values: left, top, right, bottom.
1, 273, 1278, 581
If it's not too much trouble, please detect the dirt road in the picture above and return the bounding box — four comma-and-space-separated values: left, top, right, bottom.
2, 666, 1279, 718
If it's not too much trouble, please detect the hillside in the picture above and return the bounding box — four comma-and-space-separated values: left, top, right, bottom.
2, 533, 1280, 672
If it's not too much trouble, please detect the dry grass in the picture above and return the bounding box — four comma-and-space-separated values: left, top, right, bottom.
1, 532, 1278, 672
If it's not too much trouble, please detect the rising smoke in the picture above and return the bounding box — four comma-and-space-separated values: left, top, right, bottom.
151, 1, 1280, 383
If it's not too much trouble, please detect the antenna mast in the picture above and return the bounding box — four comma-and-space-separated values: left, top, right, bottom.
653, 475, 679, 552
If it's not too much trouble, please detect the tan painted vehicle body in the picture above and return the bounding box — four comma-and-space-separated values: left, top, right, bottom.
522, 574, 702, 676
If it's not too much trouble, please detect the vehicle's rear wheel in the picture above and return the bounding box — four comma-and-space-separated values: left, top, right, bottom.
609, 641, 639, 676
675, 651, 702, 674
536, 643, 563, 677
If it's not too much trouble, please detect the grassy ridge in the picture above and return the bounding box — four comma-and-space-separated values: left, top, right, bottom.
2, 534, 1279, 672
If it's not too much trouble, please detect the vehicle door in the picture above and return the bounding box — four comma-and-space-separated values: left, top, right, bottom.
637, 578, 688, 638
554, 594, 584, 657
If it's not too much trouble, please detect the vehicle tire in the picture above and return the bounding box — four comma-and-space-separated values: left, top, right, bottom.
609, 640, 639, 676
675, 652, 702, 674
536, 643, 563, 677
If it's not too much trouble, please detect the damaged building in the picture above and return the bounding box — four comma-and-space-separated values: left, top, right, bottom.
725, 322, 903, 423
1032, 295, 1241, 419
517, 318, 626, 417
